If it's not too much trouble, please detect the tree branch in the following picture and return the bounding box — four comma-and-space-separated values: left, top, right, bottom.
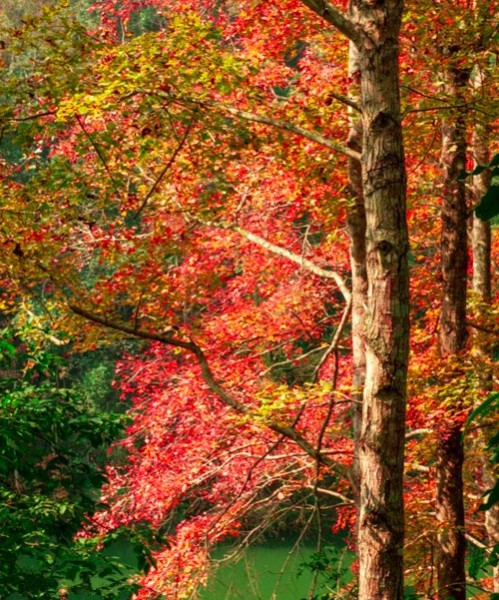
465, 533, 488, 551
405, 428, 433, 440
467, 320, 497, 335
206, 100, 361, 160
312, 296, 352, 382
5, 110, 57, 122
305, 485, 354, 504
233, 224, 351, 301
75, 115, 118, 189
198, 219, 351, 303
133, 108, 199, 219
327, 91, 361, 113
68, 303, 346, 474
297, 0, 364, 45
133, 88, 361, 162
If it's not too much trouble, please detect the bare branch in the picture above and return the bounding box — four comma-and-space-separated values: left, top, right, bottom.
326, 91, 361, 113
467, 320, 498, 335
405, 428, 433, 440
192, 99, 361, 161
75, 115, 119, 189
260, 344, 328, 378
464, 533, 488, 551
403, 103, 495, 119
409, 464, 431, 473
312, 297, 352, 382
197, 220, 351, 303
4, 110, 57, 122
297, 0, 364, 45
233, 224, 351, 301
305, 485, 354, 504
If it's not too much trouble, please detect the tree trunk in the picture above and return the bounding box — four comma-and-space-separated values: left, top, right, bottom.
346, 37, 366, 521
353, 3, 409, 599
299, 2, 409, 598
435, 64, 469, 600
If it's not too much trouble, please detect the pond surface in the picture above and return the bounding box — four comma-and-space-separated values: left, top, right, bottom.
7, 536, 353, 600
199, 539, 353, 600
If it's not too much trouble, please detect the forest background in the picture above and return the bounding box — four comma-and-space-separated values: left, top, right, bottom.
0, 0, 498, 599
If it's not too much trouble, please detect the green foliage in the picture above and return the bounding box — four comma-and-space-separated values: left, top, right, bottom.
464, 392, 499, 510
464, 391, 499, 586
66, 345, 128, 413
297, 546, 353, 600
467, 545, 488, 581
460, 153, 499, 222
0, 331, 137, 599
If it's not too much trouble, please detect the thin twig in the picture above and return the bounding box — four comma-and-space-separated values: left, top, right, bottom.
198, 218, 351, 303
134, 108, 199, 219
467, 320, 497, 335
68, 303, 347, 474
75, 115, 118, 188
312, 297, 352, 382
5, 110, 57, 122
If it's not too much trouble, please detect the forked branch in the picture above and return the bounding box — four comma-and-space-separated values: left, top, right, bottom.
68, 303, 349, 479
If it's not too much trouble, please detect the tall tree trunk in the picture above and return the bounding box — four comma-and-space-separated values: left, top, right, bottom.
346, 37, 366, 523
300, 3, 409, 598
471, 123, 499, 592
353, 3, 409, 599
435, 64, 469, 600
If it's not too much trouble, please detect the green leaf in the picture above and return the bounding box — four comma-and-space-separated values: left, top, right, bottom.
0, 340, 15, 357
479, 482, 499, 511
475, 167, 499, 222
467, 545, 486, 579
464, 392, 499, 433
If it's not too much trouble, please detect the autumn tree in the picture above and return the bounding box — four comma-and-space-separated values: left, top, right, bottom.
0, 1, 411, 597
1, 0, 497, 599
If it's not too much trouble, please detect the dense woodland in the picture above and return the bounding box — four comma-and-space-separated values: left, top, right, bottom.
0, 0, 498, 599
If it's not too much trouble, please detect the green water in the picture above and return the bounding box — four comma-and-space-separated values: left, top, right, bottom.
199, 540, 353, 600
7, 538, 352, 600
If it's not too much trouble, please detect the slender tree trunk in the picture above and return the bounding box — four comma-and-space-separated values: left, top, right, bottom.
346, 37, 366, 519
435, 64, 469, 600
352, 3, 410, 599
471, 124, 499, 592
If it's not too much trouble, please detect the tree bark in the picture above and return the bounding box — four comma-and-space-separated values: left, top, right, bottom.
346, 36, 366, 522
435, 63, 469, 600
351, 3, 409, 600
297, 5, 409, 595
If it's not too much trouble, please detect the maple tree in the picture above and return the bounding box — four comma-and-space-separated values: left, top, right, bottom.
0, 0, 498, 599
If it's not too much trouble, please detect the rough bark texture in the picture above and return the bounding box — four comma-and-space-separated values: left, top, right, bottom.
485, 474, 499, 593
472, 218, 491, 308
352, 2, 409, 600
346, 38, 366, 512
436, 428, 466, 600
300, 3, 409, 598
436, 64, 469, 600
347, 125, 366, 506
